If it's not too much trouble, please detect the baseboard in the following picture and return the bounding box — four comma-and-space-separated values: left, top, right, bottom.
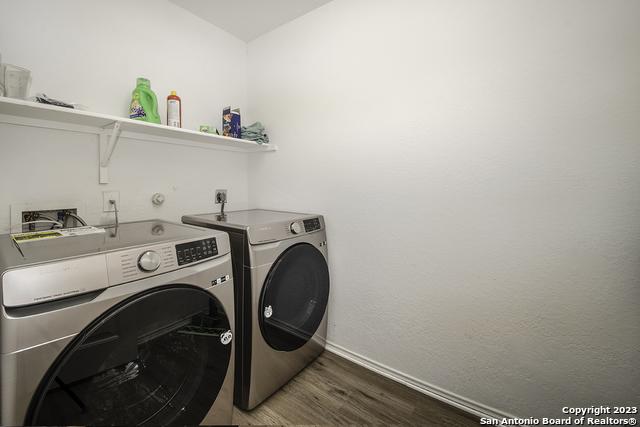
325, 340, 516, 421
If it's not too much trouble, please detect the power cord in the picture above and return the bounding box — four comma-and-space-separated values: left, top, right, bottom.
21, 220, 64, 229
36, 213, 63, 230
63, 211, 87, 227
109, 199, 119, 229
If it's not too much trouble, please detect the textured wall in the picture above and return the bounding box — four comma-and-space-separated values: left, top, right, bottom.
246, 0, 640, 418
0, 124, 250, 232
0, 0, 249, 231
0, 0, 247, 130
1, 0, 638, 419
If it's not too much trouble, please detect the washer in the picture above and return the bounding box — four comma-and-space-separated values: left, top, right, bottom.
0, 220, 235, 425
182, 210, 329, 410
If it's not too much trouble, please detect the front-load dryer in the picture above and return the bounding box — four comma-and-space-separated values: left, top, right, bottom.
182, 210, 329, 410
0, 220, 235, 425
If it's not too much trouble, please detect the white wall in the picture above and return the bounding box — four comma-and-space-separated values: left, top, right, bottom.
0, 124, 250, 232
0, 0, 249, 232
1, 0, 639, 420
247, 0, 640, 418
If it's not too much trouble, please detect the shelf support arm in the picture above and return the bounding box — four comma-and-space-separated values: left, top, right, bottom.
99, 121, 122, 184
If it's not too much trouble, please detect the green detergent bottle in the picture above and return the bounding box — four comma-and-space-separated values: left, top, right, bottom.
129, 77, 161, 123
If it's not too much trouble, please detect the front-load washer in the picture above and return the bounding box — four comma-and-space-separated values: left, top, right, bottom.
182, 209, 329, 410
0, 220, 235, 426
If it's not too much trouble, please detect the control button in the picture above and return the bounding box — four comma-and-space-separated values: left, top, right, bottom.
290, 222, 302, 234
138, 250, 161, 272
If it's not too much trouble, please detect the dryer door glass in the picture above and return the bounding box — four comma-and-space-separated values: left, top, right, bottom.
27, 286, 232, 426
259, 243, 330, 351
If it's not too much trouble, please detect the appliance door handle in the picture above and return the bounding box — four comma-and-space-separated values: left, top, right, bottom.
4, 289, 105, 318
78, 332, 120, 350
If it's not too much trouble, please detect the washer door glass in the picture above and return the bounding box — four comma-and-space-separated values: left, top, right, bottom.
27, 286, 232, 426
259, 243, 330, 351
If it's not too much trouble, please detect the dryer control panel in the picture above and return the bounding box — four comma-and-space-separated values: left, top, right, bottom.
176, 238, 218, 266
303, 218, 322, 233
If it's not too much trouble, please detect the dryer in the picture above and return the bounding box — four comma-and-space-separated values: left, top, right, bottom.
0, 220, 235, 425
182, 210, 329, 410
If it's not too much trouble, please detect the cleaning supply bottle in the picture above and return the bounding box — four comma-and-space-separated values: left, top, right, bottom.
129, 77, 161, 124
167, 90, 182, 128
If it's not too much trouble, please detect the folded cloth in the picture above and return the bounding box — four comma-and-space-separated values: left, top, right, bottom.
241, 122, 270, 145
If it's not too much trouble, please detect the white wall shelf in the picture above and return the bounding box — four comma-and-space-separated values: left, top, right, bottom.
0, 97, 277, 183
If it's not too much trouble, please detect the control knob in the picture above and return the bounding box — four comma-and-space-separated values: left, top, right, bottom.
289, 222, 302, 234
138, 250, 161, 272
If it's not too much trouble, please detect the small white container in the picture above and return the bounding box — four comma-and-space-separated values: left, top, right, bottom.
2, 64, 32, 99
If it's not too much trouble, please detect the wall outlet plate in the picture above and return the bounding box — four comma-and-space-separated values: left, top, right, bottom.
215, 189, 227, 204
103, 191, 120, 212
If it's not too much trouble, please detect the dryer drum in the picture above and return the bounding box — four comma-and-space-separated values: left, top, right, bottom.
259, 243, 330, 352
25, 285, 232, 426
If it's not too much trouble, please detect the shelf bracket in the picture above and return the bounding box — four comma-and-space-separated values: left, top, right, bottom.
99, 121, 122, 184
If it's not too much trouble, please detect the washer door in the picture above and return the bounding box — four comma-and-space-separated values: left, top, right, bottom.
26, 286, 232, 426
259, 243, 330, 352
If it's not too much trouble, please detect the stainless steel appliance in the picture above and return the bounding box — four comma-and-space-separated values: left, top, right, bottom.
182, 210, 329, 410
0, 220, 235, 425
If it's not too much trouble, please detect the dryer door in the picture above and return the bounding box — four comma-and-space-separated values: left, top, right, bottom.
26, 286, 232, 426
259, 243, 330, 351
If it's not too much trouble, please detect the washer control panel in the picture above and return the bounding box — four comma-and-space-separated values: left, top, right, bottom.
303, 218, 322, 233
235, 214, 325, 244
176, 238, 218, 266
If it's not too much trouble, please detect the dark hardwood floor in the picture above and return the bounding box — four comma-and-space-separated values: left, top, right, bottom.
232, 351, 479, 425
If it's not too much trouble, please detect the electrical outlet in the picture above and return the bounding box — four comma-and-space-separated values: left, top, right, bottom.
215, 190, 227, 204
103, 191, 120, 212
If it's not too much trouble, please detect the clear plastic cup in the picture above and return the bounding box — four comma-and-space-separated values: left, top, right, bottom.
2, 64, 31, 99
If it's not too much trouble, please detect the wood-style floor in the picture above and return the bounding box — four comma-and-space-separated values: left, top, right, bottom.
232, 351, 479, 425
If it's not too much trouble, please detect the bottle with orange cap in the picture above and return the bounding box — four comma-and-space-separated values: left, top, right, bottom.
167, 90, 182, 128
